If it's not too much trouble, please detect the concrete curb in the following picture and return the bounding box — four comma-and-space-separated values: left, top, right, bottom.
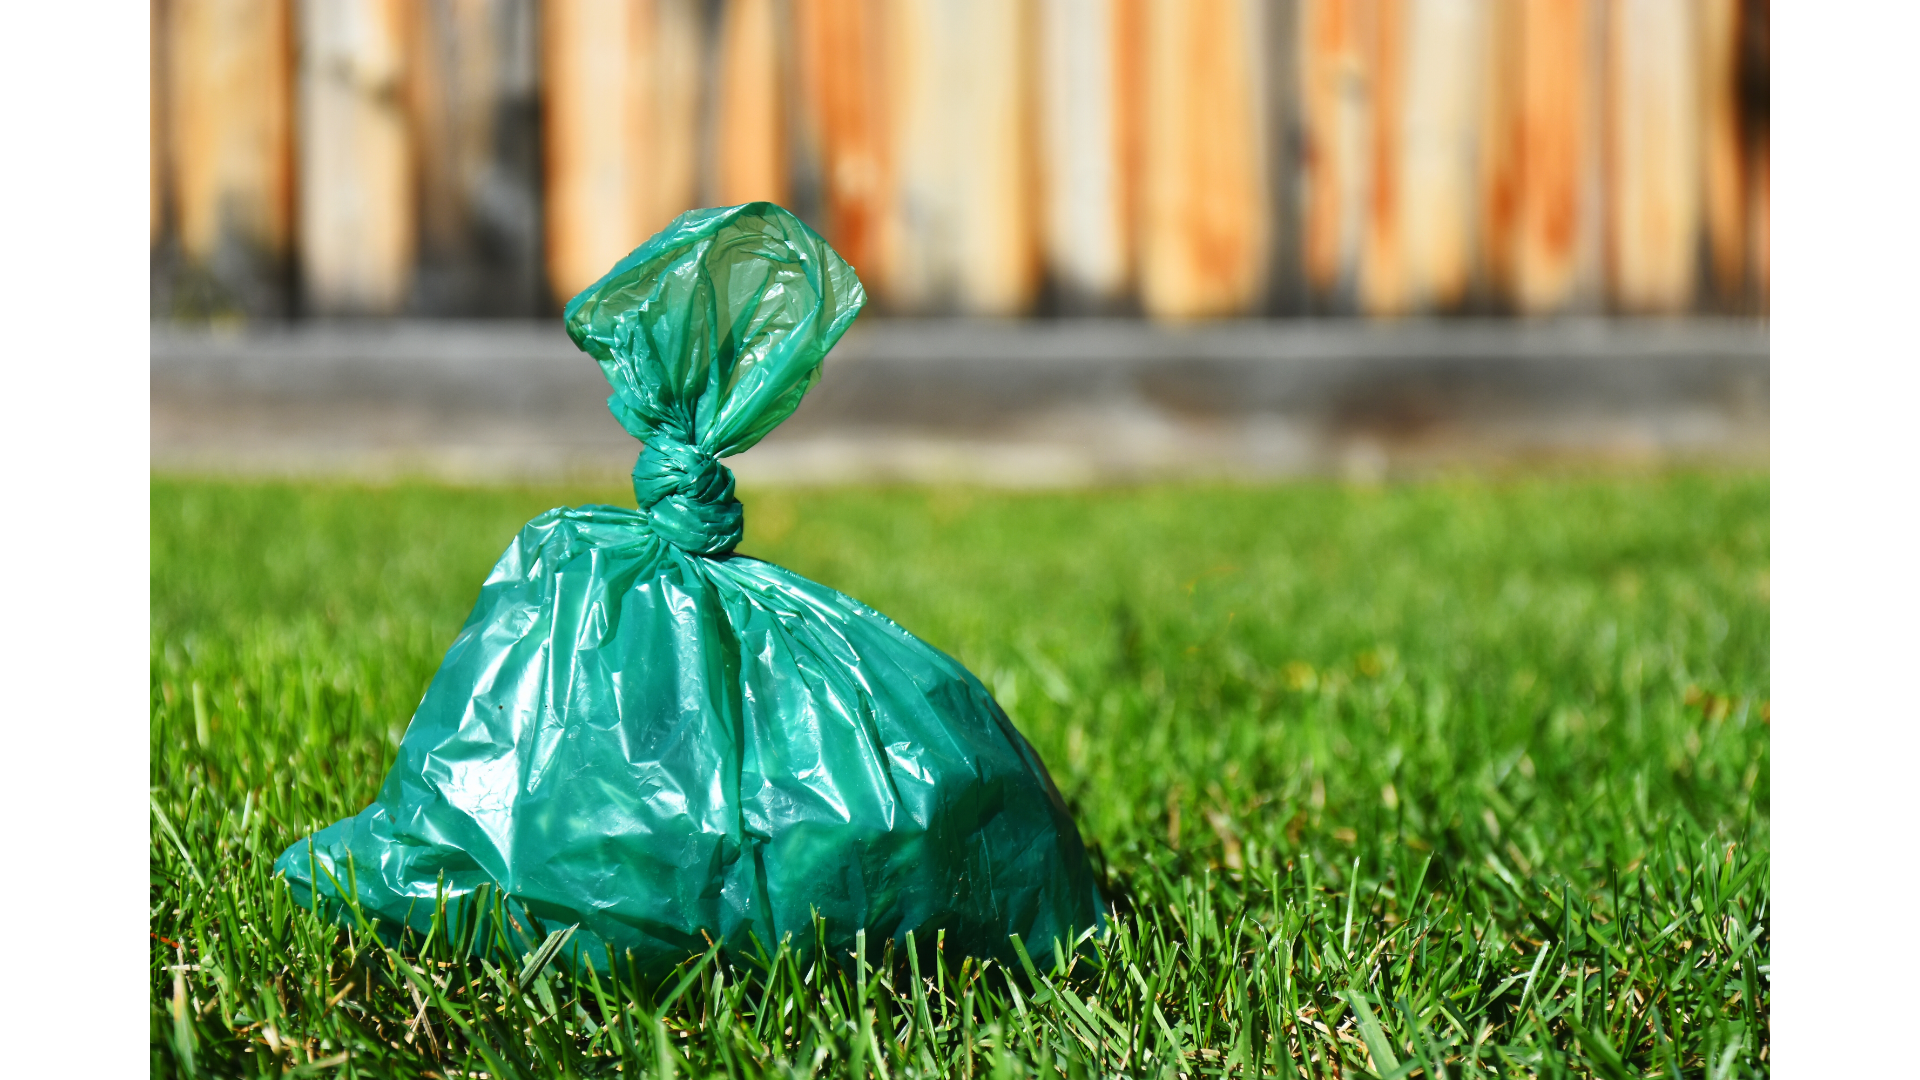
153, 317, 1768, 484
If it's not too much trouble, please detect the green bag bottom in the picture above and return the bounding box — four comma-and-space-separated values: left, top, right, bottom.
276, 505, 1104, 974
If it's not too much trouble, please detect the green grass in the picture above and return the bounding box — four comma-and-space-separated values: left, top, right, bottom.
152, 473, 1769, 1078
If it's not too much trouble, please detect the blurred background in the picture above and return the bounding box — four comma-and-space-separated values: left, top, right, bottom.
150, 0, 1769, 482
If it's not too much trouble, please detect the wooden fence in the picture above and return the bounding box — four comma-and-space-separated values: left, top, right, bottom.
150, 0, 1768, 321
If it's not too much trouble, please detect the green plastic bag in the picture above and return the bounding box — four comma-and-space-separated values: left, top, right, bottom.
277, 203, 1104, 973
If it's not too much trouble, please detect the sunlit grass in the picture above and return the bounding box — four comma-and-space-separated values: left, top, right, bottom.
151, 473, 1769, 1077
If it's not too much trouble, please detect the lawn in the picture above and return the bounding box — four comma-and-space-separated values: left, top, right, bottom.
151, 473, 1769, 1078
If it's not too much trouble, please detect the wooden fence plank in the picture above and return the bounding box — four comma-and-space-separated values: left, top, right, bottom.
1263, 0, 1305, 312
404, 0, 543, 314
1740, 0, 1766, 309
298, 0, 413, 314
1298, 0, 1369, 308
950, 0, 1040, 314
793, 0, 889, 289
715, 0, 789, 207
1606, 0, 1702, 313
870, 0, 946, 309
1141, 0, 1268, 319
542, 0, 635, 302
542, 0, 704, 303
165, 0, 296, 315
153, 0, 168, 247
1521, 0, 1604, 314
642, 0, 704, 236
1481, 0, 1603, 314
874, 0, 1038, 315
1701, 0, 1745, 306
1039, 0, 1141, 309
1360, 0, 1484, 316
1479, 0, 1519, 305
1358, 0, 1404, 313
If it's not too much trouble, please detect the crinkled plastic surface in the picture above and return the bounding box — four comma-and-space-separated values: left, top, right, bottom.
276, 203, 1104, 973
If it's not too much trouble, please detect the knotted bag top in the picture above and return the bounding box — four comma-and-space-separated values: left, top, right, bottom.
563, 203, 866, 555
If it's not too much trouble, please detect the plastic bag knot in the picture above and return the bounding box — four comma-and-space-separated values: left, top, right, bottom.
631, 438, 743, 555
